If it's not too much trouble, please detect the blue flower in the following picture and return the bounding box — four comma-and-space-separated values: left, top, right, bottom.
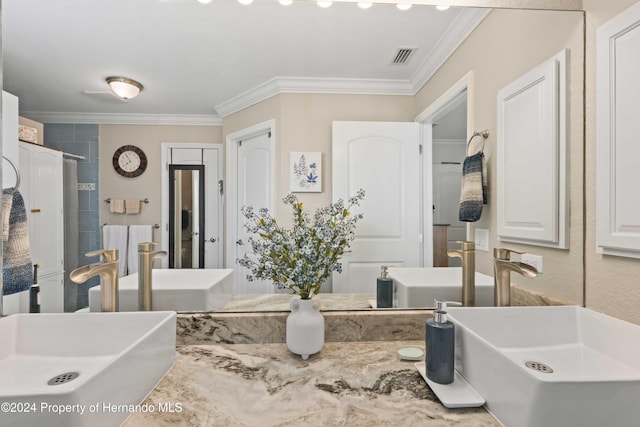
306, 172, 317, 183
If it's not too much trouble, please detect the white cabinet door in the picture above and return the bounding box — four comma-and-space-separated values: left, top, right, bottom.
332, 121, 421, 293
497, 50, 568, 248
19, 143, 64, 278
596, 2, 640, 258
2, 92, 19, 189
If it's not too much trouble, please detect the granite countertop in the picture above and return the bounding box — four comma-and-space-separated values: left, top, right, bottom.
124, 341, 499, 427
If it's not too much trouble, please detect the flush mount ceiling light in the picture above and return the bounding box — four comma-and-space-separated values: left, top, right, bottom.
436, 4, 450, 10
106, 76, 144, 100
317, 0, 333, 8
197, 0, 212, 3
396, 3, 412, 11
238, 0, 254, 4
357, 2, 373, 9
278, 0, 293, 5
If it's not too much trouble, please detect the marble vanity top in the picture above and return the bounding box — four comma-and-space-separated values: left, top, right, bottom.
124, 341, 499, 426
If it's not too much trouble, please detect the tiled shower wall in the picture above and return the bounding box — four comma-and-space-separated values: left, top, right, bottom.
44, 123, 101, 309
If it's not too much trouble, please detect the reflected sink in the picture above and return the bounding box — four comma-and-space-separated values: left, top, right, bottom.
389, 267, 493, 308
447, 306, 640, 427
89, 268, 234, 312
0, 311, 176, 427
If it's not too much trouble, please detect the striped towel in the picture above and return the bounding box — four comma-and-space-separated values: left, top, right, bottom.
458, 152, 487, 222
2, 189, 34, 295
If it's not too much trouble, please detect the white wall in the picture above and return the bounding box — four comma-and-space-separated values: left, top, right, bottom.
415, 8, 585, 305
99, 124, 222, 251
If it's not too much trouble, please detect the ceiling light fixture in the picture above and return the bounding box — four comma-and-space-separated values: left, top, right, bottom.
396, 3, 412, 11
196, 0, 212, 4
317, 1, 333, 8
357, 2, 373, 9
436, 5, 450, 10
279, 0, 293, 5
238, 0, 253, 5
106, 76, 144, 100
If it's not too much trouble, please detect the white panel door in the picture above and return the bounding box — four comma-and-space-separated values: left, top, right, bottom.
235, 132, 274, 294
167, 146, 222, 268
201, 149, 221, 268
596, 2, 640, 258
332, 121, 421, 293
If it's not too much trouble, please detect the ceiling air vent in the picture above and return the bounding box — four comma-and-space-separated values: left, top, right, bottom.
391, 47, 417, 65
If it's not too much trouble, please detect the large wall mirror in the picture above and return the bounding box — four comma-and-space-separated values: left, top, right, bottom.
2, 1, 585, 314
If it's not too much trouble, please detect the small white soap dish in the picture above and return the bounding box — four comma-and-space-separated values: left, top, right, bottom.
397, 347, 424, 361
415, 363, 485, 408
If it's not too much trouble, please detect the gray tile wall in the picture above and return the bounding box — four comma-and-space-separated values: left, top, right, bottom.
44, 124, 100, 309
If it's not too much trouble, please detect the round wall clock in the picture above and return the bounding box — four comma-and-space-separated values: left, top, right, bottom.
112, 145, 148, 177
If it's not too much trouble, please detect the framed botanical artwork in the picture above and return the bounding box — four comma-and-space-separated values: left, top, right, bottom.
290, 152, 322, 192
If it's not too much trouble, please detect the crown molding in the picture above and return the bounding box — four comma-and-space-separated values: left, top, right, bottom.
410, 8, 491, 93
214, 77, 415, 117
215, 8, 489, 118
21, 111, 223, 126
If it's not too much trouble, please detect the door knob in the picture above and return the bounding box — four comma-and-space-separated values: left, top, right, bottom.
236, 239, 244, 245
209, 237, 217, 243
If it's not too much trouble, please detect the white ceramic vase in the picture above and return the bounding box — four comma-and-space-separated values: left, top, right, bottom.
286, 298, 325, 360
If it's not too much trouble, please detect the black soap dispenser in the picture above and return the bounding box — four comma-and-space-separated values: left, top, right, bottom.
376, 265, 393, 308
426, 299, 455, 384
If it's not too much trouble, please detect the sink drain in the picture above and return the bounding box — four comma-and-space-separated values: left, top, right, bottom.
525, 361, 554, 373
47, 372, 80, 386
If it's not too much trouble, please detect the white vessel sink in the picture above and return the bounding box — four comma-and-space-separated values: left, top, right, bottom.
0, 311, 176, 427
389, 267, 493, 308
447, 306, 640, 427
89, 268, 234, 312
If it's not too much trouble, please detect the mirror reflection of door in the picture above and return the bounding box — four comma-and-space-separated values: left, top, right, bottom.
169, 165, 205, 268
431, 92, 468, 268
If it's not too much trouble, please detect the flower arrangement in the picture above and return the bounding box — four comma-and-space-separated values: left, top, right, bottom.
239, 189, 365, 300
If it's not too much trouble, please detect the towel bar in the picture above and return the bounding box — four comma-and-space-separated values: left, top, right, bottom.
466, 130, 490, 156
102, 223, 160, 229
2, 156, 21, 192
104, 198, 150, 204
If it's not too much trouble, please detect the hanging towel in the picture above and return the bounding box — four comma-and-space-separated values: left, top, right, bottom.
2, 189, 34, 295
125, 199, 141, 215
110, 199, 125, 214
459, 152, 487, 222
102, 225, 128, 277
482, 154, 488, 204
127, 225, 153, 275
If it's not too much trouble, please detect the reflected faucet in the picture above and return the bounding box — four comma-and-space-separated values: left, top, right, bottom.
70, 249, 120, 312
493, 248, 539, 307
447, 241, 476, 307
138, 242, 167, 311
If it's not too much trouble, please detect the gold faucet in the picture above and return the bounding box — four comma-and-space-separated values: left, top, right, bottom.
447, 241, 476, 306
493, 248, 539, 307
138, 242, 167, 311
70, 249, 120, 312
